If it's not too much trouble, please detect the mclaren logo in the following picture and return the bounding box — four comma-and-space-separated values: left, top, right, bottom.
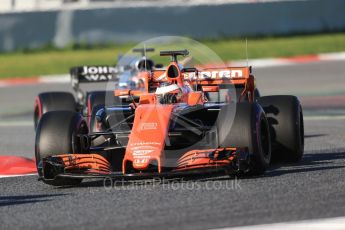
133, 150, 154, 156
184, 70, 243, 80
140, 123, 158, 130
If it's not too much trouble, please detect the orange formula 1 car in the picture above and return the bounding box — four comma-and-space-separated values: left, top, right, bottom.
35, 50, 304, 186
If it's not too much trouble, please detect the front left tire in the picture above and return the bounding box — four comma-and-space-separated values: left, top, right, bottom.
35, 111, 88, 186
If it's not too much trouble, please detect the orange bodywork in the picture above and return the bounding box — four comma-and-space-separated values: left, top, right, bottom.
122, 104, 174, 173
176, 148, 238, 170
44, 154, 112, 174
151, 66, 255, 102
117, 64, 254, 173
187, 92, 203, 106
45, 56, 256, 176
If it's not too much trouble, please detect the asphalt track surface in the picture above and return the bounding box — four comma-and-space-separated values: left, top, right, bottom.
0, 61, 345, 229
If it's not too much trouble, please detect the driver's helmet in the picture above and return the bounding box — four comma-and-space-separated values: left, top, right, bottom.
136, 58, 155, 71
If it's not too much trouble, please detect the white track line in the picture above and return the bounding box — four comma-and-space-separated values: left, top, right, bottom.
304, 115, 345, 121
229, 58, 293, 68
39, 74, 70, 83
0, 121, 32, 127
0, 173, 36, 178
213, 216, 345, 230
319, 52, 345, 61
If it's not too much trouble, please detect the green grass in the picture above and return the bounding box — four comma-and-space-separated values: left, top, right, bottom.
0, 33, 345, 79
0, 45, 133, 78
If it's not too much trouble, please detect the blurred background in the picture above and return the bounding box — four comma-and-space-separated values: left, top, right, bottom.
0, 0, 344, 78
1, 0, 345, 51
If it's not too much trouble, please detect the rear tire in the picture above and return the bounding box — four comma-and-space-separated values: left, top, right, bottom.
34, 92, 76, 130
217, 102, 271, 175
35, 111, 88, 186
258, 95, 304, 162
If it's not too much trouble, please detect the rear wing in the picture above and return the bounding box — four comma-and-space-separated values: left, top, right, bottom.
70, 66, 119, 88
151, 66, 252, 85
189, 66, 255, 102
70, 66, 119, 104
183, 66, 252, 84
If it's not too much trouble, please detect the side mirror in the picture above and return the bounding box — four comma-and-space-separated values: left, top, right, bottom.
114, 89, 130, 97
114, 89, 144, 97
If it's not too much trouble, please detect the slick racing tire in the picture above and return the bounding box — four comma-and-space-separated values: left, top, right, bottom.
217, 102, 271, 175
34, 92, 76, 130
258, 95, 304, 162
35, 111, 88, 186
